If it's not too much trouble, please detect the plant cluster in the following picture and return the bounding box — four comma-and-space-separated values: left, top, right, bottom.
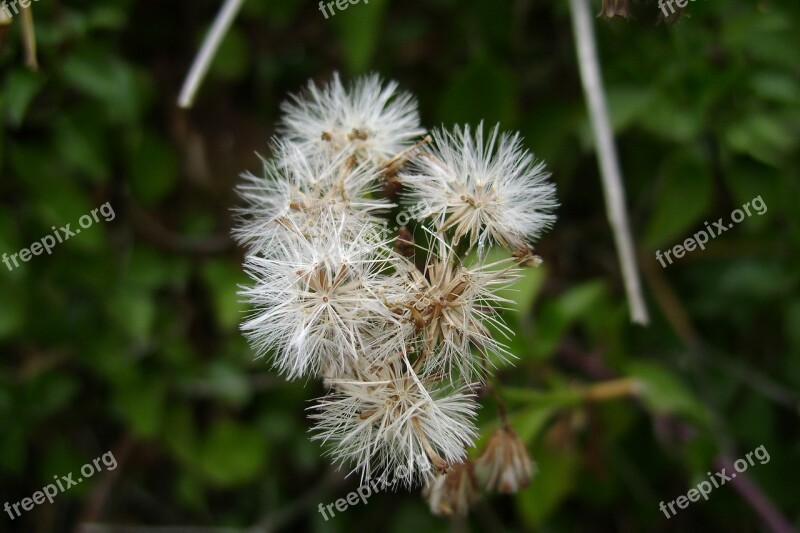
235, 73, 557, 505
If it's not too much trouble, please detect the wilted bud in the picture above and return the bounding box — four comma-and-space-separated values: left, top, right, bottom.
598, 0, 632, 19
423, 460, 480, 516
475, 425, 535, 494
512, 243, 543, 268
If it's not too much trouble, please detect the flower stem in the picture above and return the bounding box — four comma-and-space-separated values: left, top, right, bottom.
178, 0, 246, 108
568, 0, 649, 325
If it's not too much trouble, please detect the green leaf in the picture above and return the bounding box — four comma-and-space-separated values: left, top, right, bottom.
61, 46, 142, 123
54, 114, 110, 183
209, 27, 250, 81
107, 286, 156, 342
129, 134, 179, 205
725, 112, 796, 166
638, 97, 701, 143
332, 0, 389, 73
164, 404, 198, 464
626, 361, 711, 425
439, 62, 517, 127
531, 280, 607, 360
606, 86, 653, 132
511, 405, 560, 444
644, 151, 713, 248
750, 72, 800, 105
124, 246, 190, 290
516, 447, 580, 527
202, 260, 248, 332
113, 377, 166, 438
200, 420, 267, 486
3, 70, 45, 127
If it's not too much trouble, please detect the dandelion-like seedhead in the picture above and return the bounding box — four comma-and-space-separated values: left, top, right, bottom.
233, 140, 392, 255
396, 243, 519, 384
235, 73, 555, 498
310, 357, 477, 488
401, 123, 558, 256
279, 73, 426, 166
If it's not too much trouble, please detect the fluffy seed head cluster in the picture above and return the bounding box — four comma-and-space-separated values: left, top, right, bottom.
235, 73, 556, 490
401, 124, 558, 257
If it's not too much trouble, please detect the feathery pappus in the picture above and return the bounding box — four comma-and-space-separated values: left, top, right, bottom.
235, 73, 555, 509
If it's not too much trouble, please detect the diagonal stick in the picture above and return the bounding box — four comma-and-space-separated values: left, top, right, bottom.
568, 0, 649, 325
178, 0, 246, 109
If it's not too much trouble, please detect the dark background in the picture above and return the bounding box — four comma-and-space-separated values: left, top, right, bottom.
0, 0, 798, 531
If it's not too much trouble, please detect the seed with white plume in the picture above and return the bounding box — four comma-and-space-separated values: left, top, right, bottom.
233, 140, 392, 255
279, 72, 426, 166
240, 222, 400, 380
401, 122, 558, 255
398, 242, 518, 383
234, 73, 558, 505
310, 356, 478, 488
475, 424, 535, 494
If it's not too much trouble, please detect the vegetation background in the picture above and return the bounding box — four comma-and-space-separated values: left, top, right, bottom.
1, 0, 798, 531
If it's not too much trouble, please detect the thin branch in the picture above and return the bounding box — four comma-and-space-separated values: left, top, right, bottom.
178, 0, 246, 109
568, 0, 649, 325
20, 3, 37, 70
0, 9, 12, 50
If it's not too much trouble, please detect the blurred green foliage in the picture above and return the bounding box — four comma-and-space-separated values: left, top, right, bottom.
0, 0, 798, 531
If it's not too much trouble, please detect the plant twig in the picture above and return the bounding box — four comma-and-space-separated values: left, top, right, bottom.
581, 377, 642, 402
178, 0, 246, 109
568, 0, 649, 325
0, 9, 12, 49
20, 3, 37, 70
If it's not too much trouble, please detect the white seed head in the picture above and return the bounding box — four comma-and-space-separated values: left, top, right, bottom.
240, 222, 399, 380
309, 357, 478, 488
401, 123, 558, 254
279, 72, 426, 167
233, 73, 558, 498
397, 242, 519, 383
233, 139, 392, 255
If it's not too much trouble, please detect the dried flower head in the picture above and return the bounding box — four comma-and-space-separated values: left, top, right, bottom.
398, 243, 518, 383
598, 0, 632, 18
234, 140, 391, 254
423, 460, 481, 516
240, 222, 400, 379
401, 123, 558, 255
475, 424, 535, 494
235, 73, 557, 506
310, 357, 478, 487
